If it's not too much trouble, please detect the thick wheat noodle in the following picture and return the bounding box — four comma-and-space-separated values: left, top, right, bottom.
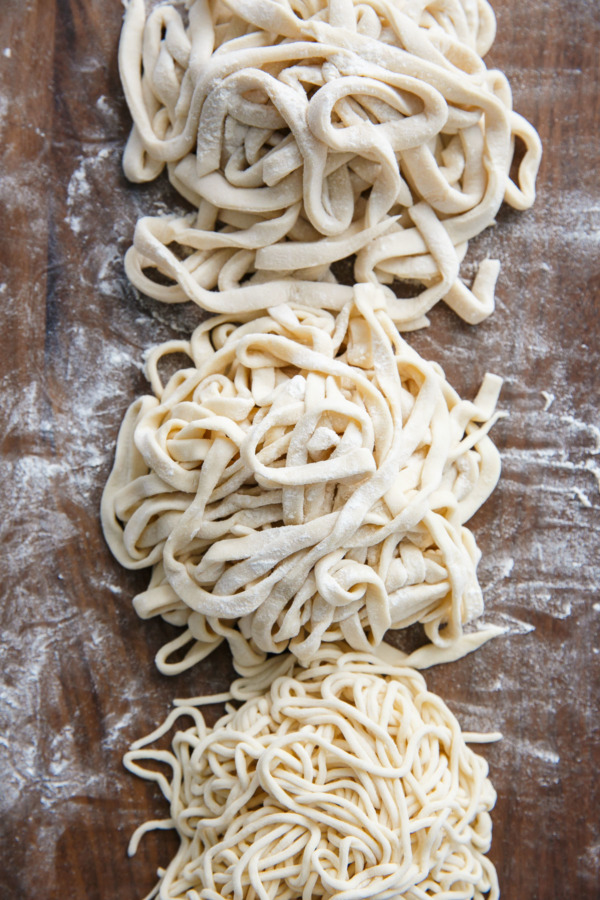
119, 0, 541, 329
124, 643, 500, 899
102, 285, 503, 673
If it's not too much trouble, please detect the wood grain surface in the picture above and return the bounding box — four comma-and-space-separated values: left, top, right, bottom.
1, 1, 599, 897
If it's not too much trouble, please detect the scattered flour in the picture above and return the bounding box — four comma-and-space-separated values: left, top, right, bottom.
516, 739, 561, 766
574, 488, 593, 508
65, 150, 111, 235
541, 390, 555, 411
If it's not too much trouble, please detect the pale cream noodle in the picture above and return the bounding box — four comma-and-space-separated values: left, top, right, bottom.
119, 0, 541, 328
125, 643, 500, 900
101, 285, 503, 674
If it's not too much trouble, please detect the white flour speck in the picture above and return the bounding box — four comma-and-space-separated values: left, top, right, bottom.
541, 390, 555, 411
574, 488, 592, 508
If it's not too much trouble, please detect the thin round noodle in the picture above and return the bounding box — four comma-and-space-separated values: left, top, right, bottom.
119, 0, 541, 328
101, 284, 503, 673
125, 643, 499, 900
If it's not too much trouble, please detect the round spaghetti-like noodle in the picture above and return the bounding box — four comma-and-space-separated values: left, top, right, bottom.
125, 643, 499, 900
102, 285, 502, 673
119, 0, 541, 328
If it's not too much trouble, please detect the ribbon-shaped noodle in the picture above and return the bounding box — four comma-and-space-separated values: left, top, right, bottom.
119, 0, 541, 328
102, 285, 503, 672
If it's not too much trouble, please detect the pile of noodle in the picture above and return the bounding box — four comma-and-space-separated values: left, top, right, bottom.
119, 0, 541, 327
125, 643, 499, 899
102, 285, 503, 673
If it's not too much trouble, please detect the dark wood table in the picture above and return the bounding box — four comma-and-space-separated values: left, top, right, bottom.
1, 1, 598, 897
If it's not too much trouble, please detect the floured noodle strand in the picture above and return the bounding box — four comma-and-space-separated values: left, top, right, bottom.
119, 0, 541, 327
125, 643, 499, 899
102, 285, 503, 673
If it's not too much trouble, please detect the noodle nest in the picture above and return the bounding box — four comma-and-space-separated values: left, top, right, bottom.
125, 644, 499, 900
102, 285, 502, 673
120, 0, 541, 327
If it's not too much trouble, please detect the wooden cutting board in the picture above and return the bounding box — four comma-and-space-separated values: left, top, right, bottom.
1, 1, 598, 897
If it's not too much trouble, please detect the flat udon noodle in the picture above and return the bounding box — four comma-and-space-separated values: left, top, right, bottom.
102, 285, 502, 673
125, 643, 499, 900
119, 0, 541, 328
